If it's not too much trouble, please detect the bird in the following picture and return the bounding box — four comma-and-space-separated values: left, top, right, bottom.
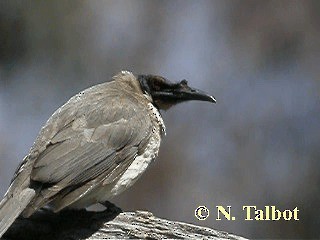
0, 70, 215, 237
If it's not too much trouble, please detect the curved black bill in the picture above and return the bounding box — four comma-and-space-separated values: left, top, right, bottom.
151, 86, 216, 104
180, 87, 216, 103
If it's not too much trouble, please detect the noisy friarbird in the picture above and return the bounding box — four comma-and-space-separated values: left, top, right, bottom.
0, 71, 215, 237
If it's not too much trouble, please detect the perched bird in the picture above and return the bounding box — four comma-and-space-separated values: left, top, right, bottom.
0, 71, 215, 237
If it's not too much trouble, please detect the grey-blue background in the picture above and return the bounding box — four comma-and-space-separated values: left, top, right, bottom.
0, 1, 319, 238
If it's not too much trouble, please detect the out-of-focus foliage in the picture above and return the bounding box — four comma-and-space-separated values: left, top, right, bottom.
0, 1, 319, 238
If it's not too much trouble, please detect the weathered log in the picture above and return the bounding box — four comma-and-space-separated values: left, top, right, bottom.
2, 205, 247, 240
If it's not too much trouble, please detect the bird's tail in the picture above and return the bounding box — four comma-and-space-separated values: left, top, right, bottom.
0, 188, 35, 238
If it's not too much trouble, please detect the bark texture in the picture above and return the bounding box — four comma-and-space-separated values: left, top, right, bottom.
2, 207, 247, 240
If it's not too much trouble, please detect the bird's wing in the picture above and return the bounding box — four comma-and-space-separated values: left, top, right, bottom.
23, 90, 153, 215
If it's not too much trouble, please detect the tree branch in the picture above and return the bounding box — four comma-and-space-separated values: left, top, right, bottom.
2, 206, 247, 240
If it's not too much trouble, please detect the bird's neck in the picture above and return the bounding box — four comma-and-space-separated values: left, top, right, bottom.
147, 102, 166, 136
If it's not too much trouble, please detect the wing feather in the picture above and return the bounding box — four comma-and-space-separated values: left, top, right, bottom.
24, 91, 153, 214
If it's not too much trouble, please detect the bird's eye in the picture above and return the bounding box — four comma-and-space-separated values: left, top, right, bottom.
153, 84, 161, 91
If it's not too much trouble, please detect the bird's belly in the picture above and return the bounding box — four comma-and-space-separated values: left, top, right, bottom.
69, 132, 161, 208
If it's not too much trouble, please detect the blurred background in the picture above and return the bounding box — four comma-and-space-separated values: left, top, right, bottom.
0, 0, 319, 238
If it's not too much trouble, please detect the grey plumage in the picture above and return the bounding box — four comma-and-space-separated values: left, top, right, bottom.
0, 71, 215, 237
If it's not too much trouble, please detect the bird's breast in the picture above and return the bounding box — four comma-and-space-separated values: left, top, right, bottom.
109, 103, 165, 197
108, 131, 161, 197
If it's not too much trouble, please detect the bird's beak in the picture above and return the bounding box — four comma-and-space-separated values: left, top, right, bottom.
152, 86, 216, 103
177, 86, 216, 103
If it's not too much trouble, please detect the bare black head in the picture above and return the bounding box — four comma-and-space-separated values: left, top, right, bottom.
137, 74, 216, 110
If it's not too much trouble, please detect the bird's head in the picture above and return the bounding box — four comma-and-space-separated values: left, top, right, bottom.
137, 74, 216, 110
